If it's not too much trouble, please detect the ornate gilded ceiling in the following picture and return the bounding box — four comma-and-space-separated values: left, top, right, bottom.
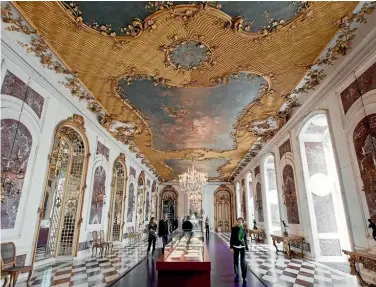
6, 1, 367, 181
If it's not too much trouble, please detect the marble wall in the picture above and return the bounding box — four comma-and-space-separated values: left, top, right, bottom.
1, 119, 32, 229
1, 42, 159, 266
89, 166, 106, 225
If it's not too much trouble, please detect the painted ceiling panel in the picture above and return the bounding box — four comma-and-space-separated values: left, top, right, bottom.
118, 73, 265, 151
8, 1, 366, 181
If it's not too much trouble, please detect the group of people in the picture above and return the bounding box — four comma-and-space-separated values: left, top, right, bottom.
146, 215, 213, 255
146, 214, 248, 283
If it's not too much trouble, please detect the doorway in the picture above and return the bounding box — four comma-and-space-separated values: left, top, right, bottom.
214, 188, 232, 232
34, 124, 88, 263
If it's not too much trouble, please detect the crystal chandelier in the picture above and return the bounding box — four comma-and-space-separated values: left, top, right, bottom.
178, 163, 208, 194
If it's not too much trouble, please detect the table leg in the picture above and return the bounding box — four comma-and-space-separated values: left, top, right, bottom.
348, 255, 369, 286
273, 238, 279, 253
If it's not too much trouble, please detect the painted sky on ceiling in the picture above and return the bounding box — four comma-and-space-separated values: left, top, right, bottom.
74, 1, 301, 33
118, 73, 266, 151
164, 158, 227, 178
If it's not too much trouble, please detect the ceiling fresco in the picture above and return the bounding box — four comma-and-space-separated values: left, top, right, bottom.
118, 72, 266, 151
164, 158, 228, 178
5, 1, 373, 181
69, 1, 302, 34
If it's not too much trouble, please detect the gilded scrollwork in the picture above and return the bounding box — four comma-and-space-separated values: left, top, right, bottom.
4, 1, 375, 182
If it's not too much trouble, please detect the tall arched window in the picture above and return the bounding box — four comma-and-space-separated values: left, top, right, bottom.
263, 154, 281, 233
299, 113, 350, 260
108, 154, 127, 241
33, 115, 89, 262
1, 119, 32, 229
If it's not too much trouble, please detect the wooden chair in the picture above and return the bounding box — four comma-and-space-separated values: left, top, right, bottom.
99, 230, 113, 254
91, 231, 105, 257
128, 227, 137, 244
1, 272, 10, 287
0, 242, 32, 287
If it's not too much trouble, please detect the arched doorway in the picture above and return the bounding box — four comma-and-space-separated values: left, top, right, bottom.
214, 187, 232, 232
33, 115, 89, 262
108, 153, 127, 241
299, 113, 350, 260
263, 154, 281, 234
160, 185, 178, 224
136, 171, 146, 232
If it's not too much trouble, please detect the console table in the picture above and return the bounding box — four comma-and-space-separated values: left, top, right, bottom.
249, 229, 265, 243
342, 250, 376, 287
270, 233, 305, 258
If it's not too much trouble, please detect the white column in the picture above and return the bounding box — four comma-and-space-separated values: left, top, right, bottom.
235, 182, 241, 218
244, 173, 251, 226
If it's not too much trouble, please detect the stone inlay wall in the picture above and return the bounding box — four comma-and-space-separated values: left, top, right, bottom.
353, 113, 376, 221
127, 183, 135, 222
256, 182, 264, 223
1, 70, 45, 118
279, 139, 291, 159
340, 62, 376, 114
96, 141, 109, 161
282, 164, 300, 224
130, 166, 136, 178
1, 119, 32, 229
255, 165, 260, 177
89, 166, 106, 224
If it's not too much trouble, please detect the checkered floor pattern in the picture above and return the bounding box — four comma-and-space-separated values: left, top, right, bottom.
15, 239, 148, 287
217, 233, 358, 287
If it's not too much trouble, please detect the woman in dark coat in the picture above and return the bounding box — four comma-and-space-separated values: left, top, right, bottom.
147, 217, 158, 256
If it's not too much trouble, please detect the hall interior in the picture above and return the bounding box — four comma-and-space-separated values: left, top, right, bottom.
1, 1, 376, 287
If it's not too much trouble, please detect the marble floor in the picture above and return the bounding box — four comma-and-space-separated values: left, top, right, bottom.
10, 233, 359, 287
112, 232, 266, 287
217, 232, 359, 287
15, 238, 148, 287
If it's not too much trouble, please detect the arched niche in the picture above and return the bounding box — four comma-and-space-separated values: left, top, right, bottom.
1, 96, 41, 241
31, 115, 90, 264
136, 171, 146, 231
254, 166, 264, 224
1, 119, 33, 230
108, 153, 127, 241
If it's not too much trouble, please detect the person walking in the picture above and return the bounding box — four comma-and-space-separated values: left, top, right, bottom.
173, 217, 179, 230
230, 217, 249, 283
205, 217, 210, 237
147, 217, 157, 257
158, 214, 169, 253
